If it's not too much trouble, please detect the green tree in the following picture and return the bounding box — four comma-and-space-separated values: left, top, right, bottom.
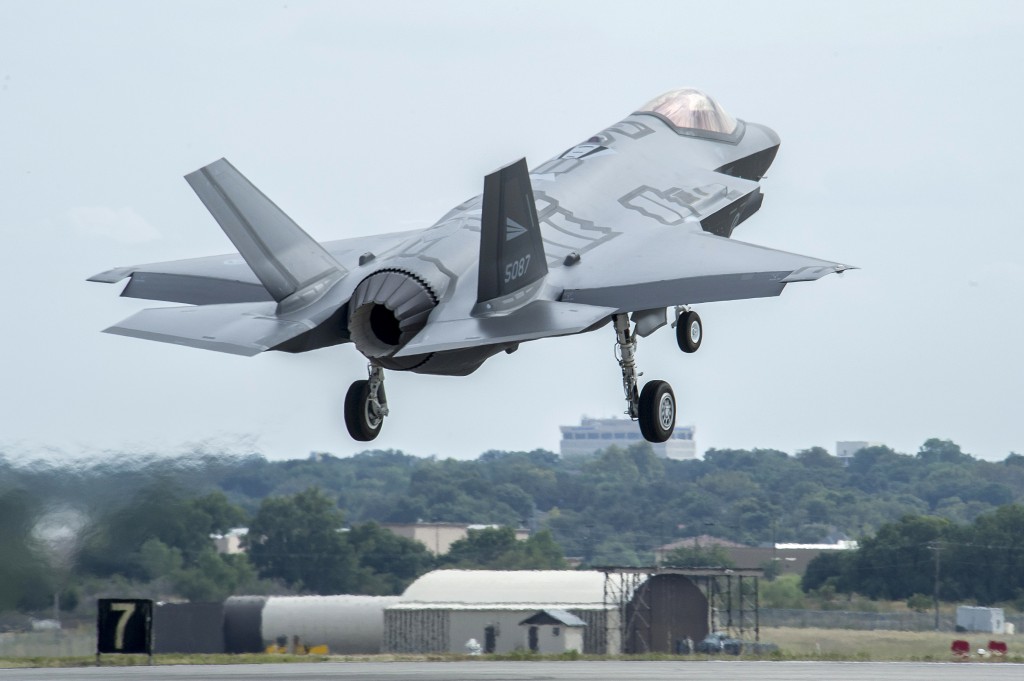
0, 489, 53, 612
77, 484, 249, 580
917, 439, 972, 465
661, 544, 735, 568
444, 527, 520, 567
246, 488, 357, 594
172, 549, 260, 602
802, 550, 850, 592
189, 490, 248, 533
906, 593, 932, 613
760, 574, 805, 608
346, 522, 435, 594
837, 515, 950, 600
443, 527, 567, 569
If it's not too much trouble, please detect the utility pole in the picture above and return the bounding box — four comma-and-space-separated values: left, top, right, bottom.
930, 541, 941, 631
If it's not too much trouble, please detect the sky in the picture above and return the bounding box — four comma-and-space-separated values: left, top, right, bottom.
1, 0, 1022, 463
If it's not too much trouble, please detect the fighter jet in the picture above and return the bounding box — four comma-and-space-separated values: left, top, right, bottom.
90, 89, 851, 443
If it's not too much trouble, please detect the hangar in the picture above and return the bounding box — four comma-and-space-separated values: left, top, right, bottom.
382, 568, 747, 654
384, 570, 618, 654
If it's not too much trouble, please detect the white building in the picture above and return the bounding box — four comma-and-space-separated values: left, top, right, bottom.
560, 417, 696, 460
956, 606, 1005, 634
835, 441, 884, 462
383, 570, 621, 654
381, 522, 529, 556
211, 527, 248, 555
519, 609, 586, 654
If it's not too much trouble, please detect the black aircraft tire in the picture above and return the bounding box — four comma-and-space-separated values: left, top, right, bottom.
344, 380, 384, 441
677, 310, 702, 353
638, 380, 675, 443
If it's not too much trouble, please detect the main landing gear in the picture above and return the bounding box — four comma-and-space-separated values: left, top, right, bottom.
345, 363, 388, 441
344, 309, 702, 444
613, 313, 677, 443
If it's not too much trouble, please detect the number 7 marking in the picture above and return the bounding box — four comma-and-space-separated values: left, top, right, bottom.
110, 602, 136, 650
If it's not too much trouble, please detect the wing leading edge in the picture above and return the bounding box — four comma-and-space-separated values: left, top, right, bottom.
559, 229, 851, 312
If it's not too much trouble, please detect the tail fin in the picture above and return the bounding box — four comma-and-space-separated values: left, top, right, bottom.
185, 159, 345, 303
476, 158, 548, 308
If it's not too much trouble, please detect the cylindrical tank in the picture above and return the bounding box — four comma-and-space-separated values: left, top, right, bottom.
260, 595, 401, 654
223, 596, 267, 653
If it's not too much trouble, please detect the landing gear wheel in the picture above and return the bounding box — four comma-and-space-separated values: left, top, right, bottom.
677, 310, 702, 353
345, 379, 385, 441
638, 380, 675, 443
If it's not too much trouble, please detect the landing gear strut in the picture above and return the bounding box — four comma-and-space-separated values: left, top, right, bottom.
613, 314, 676, 443
345, 363, 388, 441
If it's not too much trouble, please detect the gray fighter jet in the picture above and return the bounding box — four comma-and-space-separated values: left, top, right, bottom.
90, 89, 851, 443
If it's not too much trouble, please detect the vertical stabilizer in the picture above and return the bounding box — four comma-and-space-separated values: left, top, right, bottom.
185, 159, 345, 303
476, 158, 548, 307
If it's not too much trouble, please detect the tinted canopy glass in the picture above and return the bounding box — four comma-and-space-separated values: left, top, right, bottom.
639, 88, 738, 134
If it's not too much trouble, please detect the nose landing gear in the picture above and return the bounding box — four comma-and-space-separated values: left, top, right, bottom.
675, 307, 702, 353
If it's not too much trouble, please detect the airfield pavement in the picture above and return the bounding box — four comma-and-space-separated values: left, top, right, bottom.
2, 661, 1023, 681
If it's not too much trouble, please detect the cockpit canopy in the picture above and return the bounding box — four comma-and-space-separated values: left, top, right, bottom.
638, 88, 738, 135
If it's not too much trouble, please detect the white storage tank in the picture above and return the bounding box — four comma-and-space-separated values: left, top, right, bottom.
261, 595, 400, 654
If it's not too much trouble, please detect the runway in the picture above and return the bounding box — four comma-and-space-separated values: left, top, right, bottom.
2, 660, 1022, 681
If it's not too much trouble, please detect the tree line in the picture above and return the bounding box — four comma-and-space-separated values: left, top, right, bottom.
2, 437, 1023, 618
803, 505, 1024, 606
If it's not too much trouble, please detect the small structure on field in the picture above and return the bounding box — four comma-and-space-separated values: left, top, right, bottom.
519, 609, 586, 654
956, 606, 1005, 634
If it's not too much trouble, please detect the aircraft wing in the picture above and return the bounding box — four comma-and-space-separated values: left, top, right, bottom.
393, 159, 850, 358
558, 227, 851, 312
88, 230, 419, 306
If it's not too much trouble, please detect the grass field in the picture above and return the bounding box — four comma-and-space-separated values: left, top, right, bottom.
1, 627, 1020, 667
760, 627, 1019, 661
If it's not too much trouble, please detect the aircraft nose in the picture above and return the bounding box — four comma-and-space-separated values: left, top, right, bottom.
710, 122, 780, 182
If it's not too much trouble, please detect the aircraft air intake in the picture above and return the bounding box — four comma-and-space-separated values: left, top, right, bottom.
347, 270, 437, 362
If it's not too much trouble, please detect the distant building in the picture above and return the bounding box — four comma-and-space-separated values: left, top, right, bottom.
211, 527, 248, 555
560, 417, 696, 459
653, 535, 747, 564
380, 522, 529, 556
654, 537, 857, 576
835, 441, 884, 463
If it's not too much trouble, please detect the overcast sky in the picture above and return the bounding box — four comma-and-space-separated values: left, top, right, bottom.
2, 0, 1022, 462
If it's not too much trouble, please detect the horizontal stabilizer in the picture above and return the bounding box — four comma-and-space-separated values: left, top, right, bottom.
185, 159, 345, 303
87, 229, 419, 306
394, 300, 615, 356
103, 302, 314, 356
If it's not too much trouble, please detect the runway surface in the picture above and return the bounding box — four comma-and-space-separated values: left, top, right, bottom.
2, 661, 1022, 681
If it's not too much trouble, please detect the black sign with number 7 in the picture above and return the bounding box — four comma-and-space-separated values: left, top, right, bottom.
97, 598, 153, 655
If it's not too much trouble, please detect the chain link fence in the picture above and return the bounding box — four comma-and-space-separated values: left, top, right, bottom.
0, 629, 94, 657
760, 608, 1024, 632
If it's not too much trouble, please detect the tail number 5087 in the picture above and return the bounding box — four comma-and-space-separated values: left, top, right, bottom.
504, 255, 531, 284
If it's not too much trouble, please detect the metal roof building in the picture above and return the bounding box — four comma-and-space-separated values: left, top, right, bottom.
384, 570, 620, 654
